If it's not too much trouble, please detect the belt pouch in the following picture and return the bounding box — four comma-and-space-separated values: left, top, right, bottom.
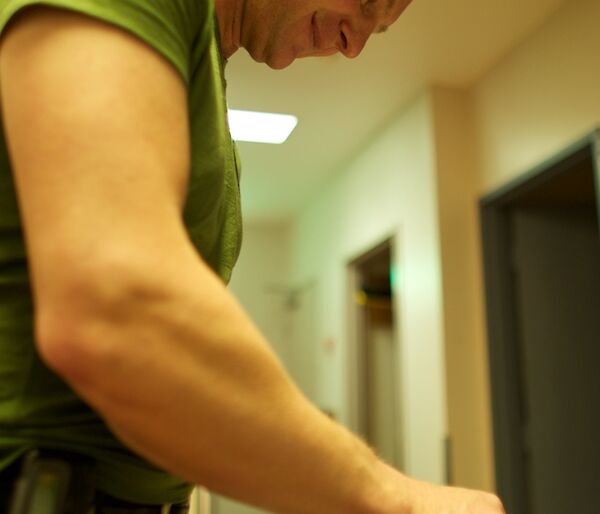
8, 450, 95, 514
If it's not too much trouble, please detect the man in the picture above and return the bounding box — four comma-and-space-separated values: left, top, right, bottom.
0, 0, 506, 512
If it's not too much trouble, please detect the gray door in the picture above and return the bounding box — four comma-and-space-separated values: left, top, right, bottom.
512, 207, 600, 514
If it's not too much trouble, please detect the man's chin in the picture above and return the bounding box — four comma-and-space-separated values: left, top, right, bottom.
261, 50, 295, 70
246, 44, 295, 69
266, 58, 293, 70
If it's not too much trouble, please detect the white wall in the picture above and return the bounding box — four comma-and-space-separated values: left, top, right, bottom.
289, 92, 448, 483
474, 0, 600, 192
228, 223, 291, 363
431, 87, 495, 491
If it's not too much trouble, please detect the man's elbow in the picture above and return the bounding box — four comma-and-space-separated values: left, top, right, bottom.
35, 302, 122, 390
33, 256, 162, 387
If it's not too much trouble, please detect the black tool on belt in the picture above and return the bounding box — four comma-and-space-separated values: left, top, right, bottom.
1, 450, 190, 514
3, 450, 95, 514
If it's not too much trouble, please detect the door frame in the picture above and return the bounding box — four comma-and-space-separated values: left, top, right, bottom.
479, 128, 600, 514
345, 233, 405, 469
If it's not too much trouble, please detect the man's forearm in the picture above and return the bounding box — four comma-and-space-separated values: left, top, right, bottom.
37, 241, 412, 514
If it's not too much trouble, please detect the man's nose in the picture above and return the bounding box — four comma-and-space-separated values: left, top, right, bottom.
338, 20, 371, 58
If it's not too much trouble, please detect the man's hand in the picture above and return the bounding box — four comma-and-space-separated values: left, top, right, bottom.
407, 480, 507, 514
373, 462, 506, 514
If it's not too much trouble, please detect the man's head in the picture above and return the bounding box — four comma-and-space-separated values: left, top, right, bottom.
217, 0, 412, 69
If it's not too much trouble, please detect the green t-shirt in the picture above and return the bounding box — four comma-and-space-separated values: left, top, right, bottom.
0, 0, 242, 504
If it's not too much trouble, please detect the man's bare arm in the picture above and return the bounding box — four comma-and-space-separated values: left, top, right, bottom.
0, 7, 504, 514
0, 7, 409, 513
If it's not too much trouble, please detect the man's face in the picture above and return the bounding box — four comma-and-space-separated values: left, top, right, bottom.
241, 0, 412, 69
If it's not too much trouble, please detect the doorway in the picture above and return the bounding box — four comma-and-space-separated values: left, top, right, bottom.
480, 131, 600, 514
348, 238, 403, 470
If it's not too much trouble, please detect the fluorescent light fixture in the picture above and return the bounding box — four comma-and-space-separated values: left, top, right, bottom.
228, 109, 298, 144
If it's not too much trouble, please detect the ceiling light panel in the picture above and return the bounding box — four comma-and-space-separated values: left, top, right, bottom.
228, 109, 298, 144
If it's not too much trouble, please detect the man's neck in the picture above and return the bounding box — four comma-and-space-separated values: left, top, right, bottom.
214, 0, 244, 59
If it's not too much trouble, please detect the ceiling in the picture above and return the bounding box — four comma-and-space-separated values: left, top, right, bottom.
225, 0, 569, 224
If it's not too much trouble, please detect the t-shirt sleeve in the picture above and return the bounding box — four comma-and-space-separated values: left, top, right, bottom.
0, 0, 210, 85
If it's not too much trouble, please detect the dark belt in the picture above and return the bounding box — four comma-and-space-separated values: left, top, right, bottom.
0, 450, 190, 514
